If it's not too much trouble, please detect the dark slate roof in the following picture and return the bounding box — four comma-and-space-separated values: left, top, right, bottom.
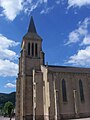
23, 16, 42, 40
23, 32, 42, 40
43, 65, 90, 74
28, 16, 37, 33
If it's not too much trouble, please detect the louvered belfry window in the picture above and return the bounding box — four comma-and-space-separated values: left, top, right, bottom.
28, 43, 30, 55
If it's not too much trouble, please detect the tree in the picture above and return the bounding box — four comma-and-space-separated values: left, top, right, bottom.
4, 101, 14, 120
0, 106, 3, 115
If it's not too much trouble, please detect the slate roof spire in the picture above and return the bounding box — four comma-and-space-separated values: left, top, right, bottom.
23, 16, 42, 40
28, 16, 37, 33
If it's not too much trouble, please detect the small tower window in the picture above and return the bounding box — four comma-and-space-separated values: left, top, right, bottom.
79, 80, 85, 102
35, 43, 38, 57
62, 79, 67, 102
32, 43, 34, 56
28, 43, 30, 55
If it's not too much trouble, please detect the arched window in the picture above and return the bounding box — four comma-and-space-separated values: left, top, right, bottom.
62, 79, 67, 102
35, 43, 38, 57
28, 43, 30, 55
32, 43, 34, 56
79, 80, 84, 102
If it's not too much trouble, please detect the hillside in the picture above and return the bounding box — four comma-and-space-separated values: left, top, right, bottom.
0, 92, 16, 107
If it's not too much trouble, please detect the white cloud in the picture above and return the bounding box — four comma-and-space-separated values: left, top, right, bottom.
68, 0, 90, 8
0, 34, 19, 48
0, 48, 18, 60
14, 80, 16, 83
40, 6, 54, 14
23, 0, 49, 15
43, 0, 48, 3
0, 34, 19, 77
81, 35, 90, 45
25, 0, 32, 3
67, 30, 80, 44
0, 0, 23, 21
0, 34, 19, 60
5, 83, 16, 88
65, 17, 90, 67
0, 0, 55, 21
24, 1, 39, 14
66, 46, 90, 67
0, 59, 18, 77
0, 14, 3, 17
65, 17, 90, 45
1, 0, 90, 21
56, 0, 60, 4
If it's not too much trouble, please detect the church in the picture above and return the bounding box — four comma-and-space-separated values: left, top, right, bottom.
16, 16, 90, 120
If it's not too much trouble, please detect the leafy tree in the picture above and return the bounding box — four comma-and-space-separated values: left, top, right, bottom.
0, 106, 3, 115
4, 101, 14, 120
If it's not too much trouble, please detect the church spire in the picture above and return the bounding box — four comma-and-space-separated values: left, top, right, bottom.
23, 16, 42, 40
28, 16, 37, 33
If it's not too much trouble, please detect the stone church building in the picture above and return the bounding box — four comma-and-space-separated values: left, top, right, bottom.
16, 16, 90, 120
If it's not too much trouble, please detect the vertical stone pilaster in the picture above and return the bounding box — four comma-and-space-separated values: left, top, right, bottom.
16, 77, 21, 120
33, 69, 36, 120
54, 79, 57, 120
22, 48, 26, 119
73, 90, 79, 118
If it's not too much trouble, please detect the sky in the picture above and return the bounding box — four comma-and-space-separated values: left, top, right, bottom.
0, 0, 90, 93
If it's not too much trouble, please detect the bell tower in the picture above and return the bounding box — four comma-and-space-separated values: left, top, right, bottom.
16, 16, 45, 120
22, 16, 44, 73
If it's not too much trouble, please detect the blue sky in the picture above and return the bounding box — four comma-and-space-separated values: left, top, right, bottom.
0, 0, 90, 93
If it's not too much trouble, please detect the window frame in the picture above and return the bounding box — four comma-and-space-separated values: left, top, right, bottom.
62, 79, 67, 102
79, 80, 85, 103
32, 43, 34, 56
28, 42, 30, 55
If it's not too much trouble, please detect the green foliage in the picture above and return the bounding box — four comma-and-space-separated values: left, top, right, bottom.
0, 105, 4, 115
4, 101, 14, 119
0, 92, 16, 107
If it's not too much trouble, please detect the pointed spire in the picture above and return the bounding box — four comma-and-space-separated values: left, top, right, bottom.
23, 16, 42, 40
28, 16, 37, 33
